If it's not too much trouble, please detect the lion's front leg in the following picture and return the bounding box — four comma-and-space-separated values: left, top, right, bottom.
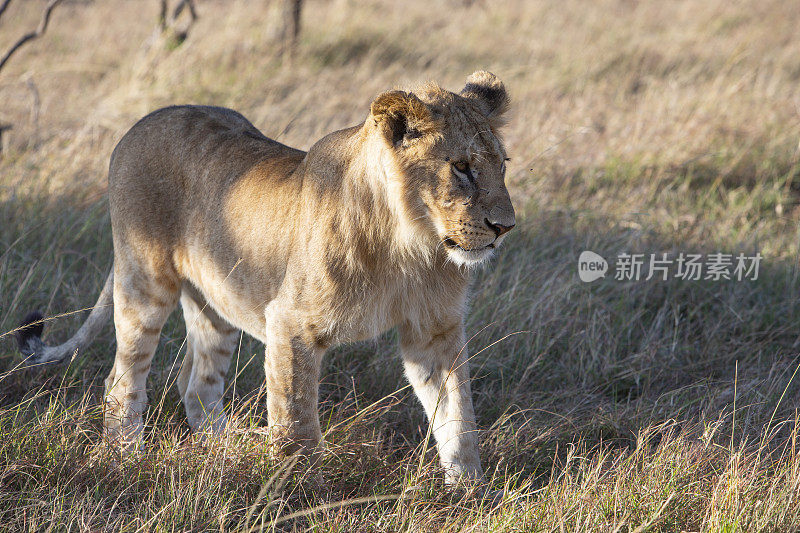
399, 321, 482, 485
263, 308, 325, 465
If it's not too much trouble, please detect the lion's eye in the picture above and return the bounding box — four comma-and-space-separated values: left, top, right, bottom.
453, 161, 469, 173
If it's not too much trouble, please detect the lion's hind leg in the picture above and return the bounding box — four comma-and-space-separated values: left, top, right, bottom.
104, 260, 180, 451
178, 285, 239, 436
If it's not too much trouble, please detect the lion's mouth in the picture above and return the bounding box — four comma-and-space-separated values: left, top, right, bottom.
443, 238, 495, 251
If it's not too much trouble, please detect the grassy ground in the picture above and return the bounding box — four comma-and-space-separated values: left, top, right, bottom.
1, 0, 800, 530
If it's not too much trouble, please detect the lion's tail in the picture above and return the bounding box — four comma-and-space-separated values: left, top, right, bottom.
15, 269, 114, 365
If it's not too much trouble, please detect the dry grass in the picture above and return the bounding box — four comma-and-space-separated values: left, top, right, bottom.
1, 0, 799, 531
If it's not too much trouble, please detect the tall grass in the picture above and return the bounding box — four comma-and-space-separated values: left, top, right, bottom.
1, 0, 799, 530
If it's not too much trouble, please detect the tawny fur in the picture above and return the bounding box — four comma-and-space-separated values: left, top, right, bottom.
17, 71, 515, 485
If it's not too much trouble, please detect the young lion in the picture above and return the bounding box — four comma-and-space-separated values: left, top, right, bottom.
16, 71, 515, 485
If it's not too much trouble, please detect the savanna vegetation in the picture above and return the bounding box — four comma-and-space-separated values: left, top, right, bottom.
1, 0, 799, 530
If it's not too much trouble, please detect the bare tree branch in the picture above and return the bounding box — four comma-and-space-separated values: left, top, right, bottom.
171, 0, 197, 24
0, 0, 66, 74
157, 0, 198, 45
280, 0, 302, 63
25, 76, 41, 148
0, 123, 12, 157
159, 0, 168, 31
0, 0, 13, 22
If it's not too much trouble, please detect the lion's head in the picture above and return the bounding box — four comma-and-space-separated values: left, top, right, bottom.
369, 71, 515, 267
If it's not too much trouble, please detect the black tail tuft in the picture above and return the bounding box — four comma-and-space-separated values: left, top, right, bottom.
15, 311, 44, 353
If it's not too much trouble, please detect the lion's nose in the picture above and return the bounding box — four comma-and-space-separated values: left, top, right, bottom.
485, 218, 515, 237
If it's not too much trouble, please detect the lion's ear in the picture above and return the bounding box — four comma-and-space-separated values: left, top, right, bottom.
370, 90, 435, 147
460, 70, 509, 125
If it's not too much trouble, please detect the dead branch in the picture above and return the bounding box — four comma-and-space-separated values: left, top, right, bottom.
0, 123, 11, 156
157, 0, 198, 45
0, 0, 13, 21
171, 0, 197, 24
25, 76, 41, 147
159, 0, 168, 30
280, 0, 302, 62
0, 0, 66, 74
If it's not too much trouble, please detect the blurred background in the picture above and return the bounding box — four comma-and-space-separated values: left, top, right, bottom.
2, 0, 797, 233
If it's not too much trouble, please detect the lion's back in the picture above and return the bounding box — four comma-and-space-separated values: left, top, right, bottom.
107, 105, 305, 247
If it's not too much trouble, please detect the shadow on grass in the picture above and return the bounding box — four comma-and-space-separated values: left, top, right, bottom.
306, 32, 430, 70
459, 204, 799, 482
1, 181, 798, 494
